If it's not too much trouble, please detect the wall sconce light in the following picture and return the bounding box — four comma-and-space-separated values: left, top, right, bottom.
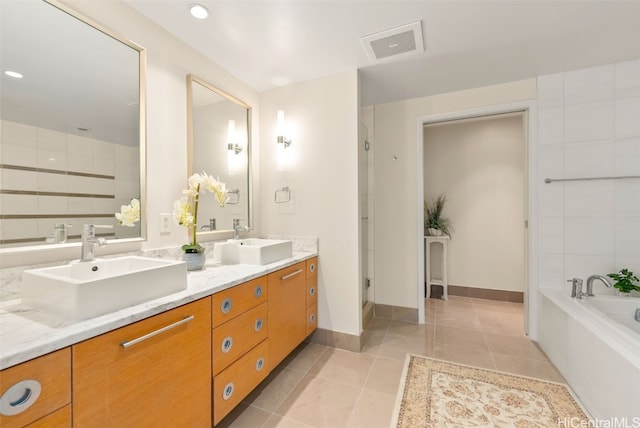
276, 110, 292, 148
227, 120, 243, 175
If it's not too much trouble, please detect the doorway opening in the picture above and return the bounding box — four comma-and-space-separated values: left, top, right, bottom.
417, 106, 532, 336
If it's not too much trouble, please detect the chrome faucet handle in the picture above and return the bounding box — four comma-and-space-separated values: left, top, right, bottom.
567, 278, 584, 299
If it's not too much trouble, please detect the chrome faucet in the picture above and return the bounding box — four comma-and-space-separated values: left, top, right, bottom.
80, 224, 109, 262
585, 274, 612, 296
232, 219, 250, 240
567, 278, 584, 299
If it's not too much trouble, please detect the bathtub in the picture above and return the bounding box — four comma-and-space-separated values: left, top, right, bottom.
538, 289, 640, 420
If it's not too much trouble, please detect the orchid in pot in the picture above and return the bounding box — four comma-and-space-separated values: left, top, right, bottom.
174, 172, 228, 270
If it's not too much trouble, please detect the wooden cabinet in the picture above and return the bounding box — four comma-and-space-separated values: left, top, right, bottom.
212, 340, 269, 425
72, 298, 211, 427
212, 275, 269, 425
305, 257, 318, 336
268, 261, 307, 368
25, 405, 70, 428
0, 348, 71, 428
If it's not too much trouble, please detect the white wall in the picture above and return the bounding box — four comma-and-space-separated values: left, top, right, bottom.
259, 71, 361, 336
537, 60, 640, 294
424, 114, 525, 292
1, 0, 260, 266
374, 80, 537, 308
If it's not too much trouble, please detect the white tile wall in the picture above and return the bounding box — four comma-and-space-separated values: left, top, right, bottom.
1, 120, 140, 243
537, 59, 640, 291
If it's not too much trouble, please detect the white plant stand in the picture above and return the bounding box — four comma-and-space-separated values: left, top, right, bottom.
425, 236, 450, 300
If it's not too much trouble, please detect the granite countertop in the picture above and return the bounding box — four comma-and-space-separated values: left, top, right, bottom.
0, 251, 316, 370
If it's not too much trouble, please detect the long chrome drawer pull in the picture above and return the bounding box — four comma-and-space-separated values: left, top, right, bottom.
121, 315, 195, 349
281, 269, 303, 281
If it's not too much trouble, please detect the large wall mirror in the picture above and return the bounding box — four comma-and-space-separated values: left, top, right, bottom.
187, 75, 251, 235
0, 0, 146, 249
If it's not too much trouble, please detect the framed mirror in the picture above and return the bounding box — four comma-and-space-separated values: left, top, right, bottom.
0, 0, 146, 249
187, 75, 251, 235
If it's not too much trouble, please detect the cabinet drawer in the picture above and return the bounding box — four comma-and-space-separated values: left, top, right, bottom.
73, 298, 212, 427
306, 277, 318, 307
25, 404, 70, 428
213, 302, 268, 375
306, 257, 318, 279
213, 340, 269, 425
212, 277, 267, 327
0, 348, 70, 428
307, 302, 318, 336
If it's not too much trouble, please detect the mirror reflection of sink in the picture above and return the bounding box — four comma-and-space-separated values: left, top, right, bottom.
21, 256, 187, 321
216, 238, 293, 265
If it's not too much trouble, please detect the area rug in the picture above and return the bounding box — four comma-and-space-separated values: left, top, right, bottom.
391, 355, 588, 427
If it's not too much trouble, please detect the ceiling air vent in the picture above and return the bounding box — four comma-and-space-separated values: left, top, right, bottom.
361, 21, 424, 63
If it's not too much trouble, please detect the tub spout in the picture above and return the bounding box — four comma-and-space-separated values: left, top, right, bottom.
585, 274, 612, 297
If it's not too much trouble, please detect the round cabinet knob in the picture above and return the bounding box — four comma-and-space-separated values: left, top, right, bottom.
309, 287, 316, 296
254, 318, 263, 332
222, 382, 234, 401
254, 285, 263, 299
309, 314, 316, 324
0, 379, 42, 416
221, 337, 233, 353
309, 263, 316, 273
221, 298, 232, 314
255, 357, 265, 372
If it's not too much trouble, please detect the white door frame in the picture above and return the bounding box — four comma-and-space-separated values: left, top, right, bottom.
416, 100, 538, 339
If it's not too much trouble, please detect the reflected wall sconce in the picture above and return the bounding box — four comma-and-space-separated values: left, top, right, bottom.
276, 110, 292, 148
227, 120, 242, 154
227, 120, 243, 175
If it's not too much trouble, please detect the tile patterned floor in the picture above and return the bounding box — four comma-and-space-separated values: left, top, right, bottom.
217, 296, 563, 428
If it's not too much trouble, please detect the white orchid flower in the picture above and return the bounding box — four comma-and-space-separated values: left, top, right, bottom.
115, 198, 140, 227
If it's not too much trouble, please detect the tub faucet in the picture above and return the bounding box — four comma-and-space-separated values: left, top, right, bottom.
585, 274, 612, 296
567, 278, 584, 299
80, 224, 110, 262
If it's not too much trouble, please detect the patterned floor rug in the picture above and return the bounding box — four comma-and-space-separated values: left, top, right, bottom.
391, 355, 588, 427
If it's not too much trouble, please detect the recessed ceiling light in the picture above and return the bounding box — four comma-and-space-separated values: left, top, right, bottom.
4, 70, 23, 79
190, 4, 209, 19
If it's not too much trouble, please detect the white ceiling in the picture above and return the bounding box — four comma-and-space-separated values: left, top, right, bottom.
126, 0, 640, 105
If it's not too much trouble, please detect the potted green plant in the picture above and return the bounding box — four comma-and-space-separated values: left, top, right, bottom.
424, 194, 453, 237
607, 268, 640, 296
173, 172, 228, 270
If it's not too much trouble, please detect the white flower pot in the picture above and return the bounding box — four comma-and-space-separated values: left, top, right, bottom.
427, 228, 443, 236
183, 251, 206, 271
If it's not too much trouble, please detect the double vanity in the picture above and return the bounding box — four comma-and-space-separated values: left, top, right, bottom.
0, 240, 318, 427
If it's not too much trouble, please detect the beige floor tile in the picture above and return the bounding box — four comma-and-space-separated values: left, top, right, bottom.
434, 325, 489, 352
471, 299, 517, 313
475, 309, 525, 336
492, 354, 565, 382
363, 357, 405, 395
243, 366, 306, 412
365, 317, 391, 332
275, 375, 361, 427
263, 415, 313, 428
377, 334, 434, 361
215, 403, 272, 428
433, 342, 495, 370
435, 310, 483, 330
360, 330, 385, 356
280, 342, 328, 373
386, 320, 435, 342
346, 389, 396, 428
484, 332, 549, 361
308, 348, 376, 387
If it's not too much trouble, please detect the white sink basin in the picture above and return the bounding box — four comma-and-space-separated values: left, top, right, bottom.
216, 238, 293, 265
21, 256, 187, 321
